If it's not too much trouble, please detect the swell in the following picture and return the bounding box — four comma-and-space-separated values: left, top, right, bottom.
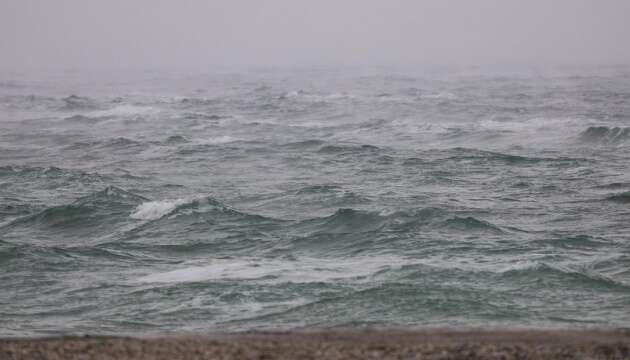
439, 216, 505, 234
63, 114, 108, 124
443, 148, 587, 165
2, 185, 287, 255
112, 195, 287, 255
579, 126, 630, 144
294, 184, 341, 195
0, 95, 58, 110
593, 182, 630, 190
536, 234, 612, 249
2, 186, 147, 231
101, 137, 146, 148
129, 196, 278, 224
499, 262, 630, 292
288, 207, 506, 252
231, 261, 630, 326
0, 240, 139, 266
2, 186, 274, 232
279, 139, 326, 149
223, 282, 509, 328
59, 95, 101, 111
317, 144, 382, 155
66, 137, 148, 150
182, 112, 228, 120
605, 191, 630, 203
0, 165, 111, 184
0, 202, 32, 219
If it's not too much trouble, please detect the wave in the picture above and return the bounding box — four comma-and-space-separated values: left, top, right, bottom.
84, 105, 157, 118
478, 117, 580, 133
391, 87, 457, 101
593, 182, 630, 190
175, 137, 244, 155
182, 112, 227, 120
280, 90, 355, 102
579, 126, 630, 144
196, 136, 242, 145
499, 262, 630, 291
317, 144, 381, 155
0, 165, 108, 184
537, 234, 611, 249
0, 200, 35, 227
60, 185, 146, 210
0, 239, 139, 268
102, 137, 144, 148
59, 95, 100, 111
295, 184, 341, 195
177, 97, 219, 106
605, 191, 630, 203
419, 92, 457, 100
294, 207, 502, 239
0, 202, 32, 218
448, 148, 541, 164
439, 216, 505, 234
164, 135, 189, 144
4, 186, 147, 231
136, 255, 401, 284
130, 198, 192, 221
223, 281, 510, 329
63, 114, 108, 124
64, 137, 147, 151
280, 139, 326, 149
301, 208, 386, 234
445, 148, 585, 165
0, 80, 21, 89
0, 95, 58, 110
129, 195, 275, 225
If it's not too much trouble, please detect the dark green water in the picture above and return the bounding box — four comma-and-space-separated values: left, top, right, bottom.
1, 67, 629, 335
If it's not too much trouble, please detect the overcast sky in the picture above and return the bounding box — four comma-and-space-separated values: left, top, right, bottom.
1, 0, 629, 70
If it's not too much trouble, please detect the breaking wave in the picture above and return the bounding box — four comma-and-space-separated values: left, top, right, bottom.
3, 186, 147, 230
579, 126, 630, 144
130, 198, 192, 221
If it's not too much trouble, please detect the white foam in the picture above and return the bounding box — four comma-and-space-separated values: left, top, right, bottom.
86, 105, 158, 118
285, 91, 355, 102
478, 117, 586, 132
137, 255, 404, 284
130, 198, 189, 221
419, 92, 457, 100
197, 135, 242, 145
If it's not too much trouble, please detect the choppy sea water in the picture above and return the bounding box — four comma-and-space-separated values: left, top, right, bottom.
1, 67, 629, 335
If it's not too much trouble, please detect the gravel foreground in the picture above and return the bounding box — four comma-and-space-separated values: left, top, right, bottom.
1, 329, 629, 359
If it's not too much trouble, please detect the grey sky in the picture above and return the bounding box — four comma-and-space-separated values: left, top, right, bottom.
1, 0, 629, 70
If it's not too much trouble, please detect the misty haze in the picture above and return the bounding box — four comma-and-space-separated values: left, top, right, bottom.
1, 1, 630, 358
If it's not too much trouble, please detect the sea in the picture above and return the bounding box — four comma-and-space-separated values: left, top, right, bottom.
1, 65, 629, 336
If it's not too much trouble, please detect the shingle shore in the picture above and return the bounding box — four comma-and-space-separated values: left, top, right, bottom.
1, 329, 629, 359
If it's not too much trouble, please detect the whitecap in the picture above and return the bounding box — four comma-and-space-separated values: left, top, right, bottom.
196, 135, 242, 145
130, 198, 189, 221
478, 117, 585, 132
419, 92, 457, 100
284, 90, 355, 102
137, 256, 405, 284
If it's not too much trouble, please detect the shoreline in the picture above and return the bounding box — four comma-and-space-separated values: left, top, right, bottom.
2, 328, 629, 359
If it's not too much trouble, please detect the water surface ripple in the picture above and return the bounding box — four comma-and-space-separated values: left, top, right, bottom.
1, 67, 630, 335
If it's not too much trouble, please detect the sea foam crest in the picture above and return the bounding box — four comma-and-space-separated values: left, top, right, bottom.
197, 135, 241, 145
137, 255, 405, 284
130, 198, 190, 221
